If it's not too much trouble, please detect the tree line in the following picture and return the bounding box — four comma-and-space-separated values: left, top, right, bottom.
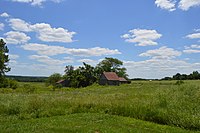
47, 57, 128, 88
162, 71, 200, 80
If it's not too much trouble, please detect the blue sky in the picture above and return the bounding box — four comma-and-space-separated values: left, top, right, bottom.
0, 0, 200, 79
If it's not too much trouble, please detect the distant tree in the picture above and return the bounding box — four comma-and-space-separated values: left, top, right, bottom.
173, 73, 182, 80
0, 39, 10, 80
192, 71, 200, 79
171, 71, 200, 80
162, 77, 172, 80
46, 73, 62, 86
96, 57, 128, 79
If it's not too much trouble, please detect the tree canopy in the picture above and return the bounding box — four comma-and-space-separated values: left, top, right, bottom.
95, 57, 128, 79
0, 39, 10, 78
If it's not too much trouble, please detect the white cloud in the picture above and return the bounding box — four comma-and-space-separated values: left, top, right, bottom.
0, 12, 10, 17
178, 0, 200, 10
66, 47, 121, 57
121, 29, 162, 46
9, 54, 20, 60
4, 31, 31, 44
30, 23, 76, 43
123, 46, 199, 79
29, 55, 73, 65
77, 59, 99, 66
9, 18, 32, 32
0, 23, 4, 30
155, 0, 176, 11
8, 62, 65, 76
9, 18, 76, 43
139, 46, 182, 59
21, 43, 121, 57
21, 43, 67, 56
186, 32, 200, 39
124, 59, 200, 79
7, 54, 19, 66
183, 44, 200, 54
9, 0, 63, 6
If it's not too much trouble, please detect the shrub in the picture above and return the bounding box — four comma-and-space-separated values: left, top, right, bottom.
9, 80, 18, 89
23, 84, 37, 93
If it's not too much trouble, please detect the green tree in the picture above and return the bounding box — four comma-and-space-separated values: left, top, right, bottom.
0, 39, 10, 79
63, 65, 74, 80
68, 63, 97, 88
96, 57, 128, 79
46, 73, 62, 86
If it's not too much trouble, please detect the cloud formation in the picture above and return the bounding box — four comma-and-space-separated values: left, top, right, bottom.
9, 0, 63, 6
9, 18, 76, 43
124, 47, 199, 79
0, 23, 4, 30
155, 0, 176, 11
0, 12, 10, 17
9, 18, 32, 32
155, 0, 200, 11
4, 31, 31, 44
121, 29, 162, 46
139, 46, 182, 59
21, 43, 121, 57
186, 32, 200, 39
124, 59, 200, 79
29, 55, 73, 65
179, 0, 200, 10
183, 44, 200, 54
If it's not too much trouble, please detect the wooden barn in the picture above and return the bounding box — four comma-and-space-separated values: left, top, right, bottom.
99, 72, 120, 86
56, 79, 70, 87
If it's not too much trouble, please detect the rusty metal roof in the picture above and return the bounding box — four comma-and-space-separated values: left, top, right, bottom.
119, 77, 127, 82
103, 72, 119, 81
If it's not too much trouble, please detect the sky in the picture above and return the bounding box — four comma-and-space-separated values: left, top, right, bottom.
0, 0, 200, 79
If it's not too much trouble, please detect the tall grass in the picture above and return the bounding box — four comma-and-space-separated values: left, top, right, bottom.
0, 81, 200, 130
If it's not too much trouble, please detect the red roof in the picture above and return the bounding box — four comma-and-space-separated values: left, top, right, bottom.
103, 72, 119, 81
119, 77, 127, 82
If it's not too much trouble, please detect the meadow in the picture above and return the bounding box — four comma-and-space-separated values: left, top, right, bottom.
0, 80, 200, 133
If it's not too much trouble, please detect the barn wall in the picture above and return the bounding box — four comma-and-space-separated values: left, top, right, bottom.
99, 74, 107, 85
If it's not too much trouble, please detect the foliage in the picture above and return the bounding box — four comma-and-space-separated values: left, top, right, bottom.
62, 57, 129, 88
95, 57, 128, 79
23, 84, 37, 93
163, 71, 200, 80
46, 73, 62, 87
65, 63, 97, 88
6, 75, 48, 82
0, 39, 10, 78
0, 78, 18, 89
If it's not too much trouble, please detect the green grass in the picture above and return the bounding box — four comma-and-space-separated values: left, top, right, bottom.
0, 113, 194, 133
0, 80, 200, 132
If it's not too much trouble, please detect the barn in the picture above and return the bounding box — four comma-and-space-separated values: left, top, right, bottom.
99, 72, 120, 86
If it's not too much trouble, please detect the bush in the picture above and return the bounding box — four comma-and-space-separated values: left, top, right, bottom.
9, 80, 18, 89
23, 84, 37, 93
0, 78, 18, 89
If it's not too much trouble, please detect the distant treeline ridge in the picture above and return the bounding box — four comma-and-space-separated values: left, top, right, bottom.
6, 75, 48, 82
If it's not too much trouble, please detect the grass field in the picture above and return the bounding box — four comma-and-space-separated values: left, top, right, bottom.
0, 80, 200, 132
